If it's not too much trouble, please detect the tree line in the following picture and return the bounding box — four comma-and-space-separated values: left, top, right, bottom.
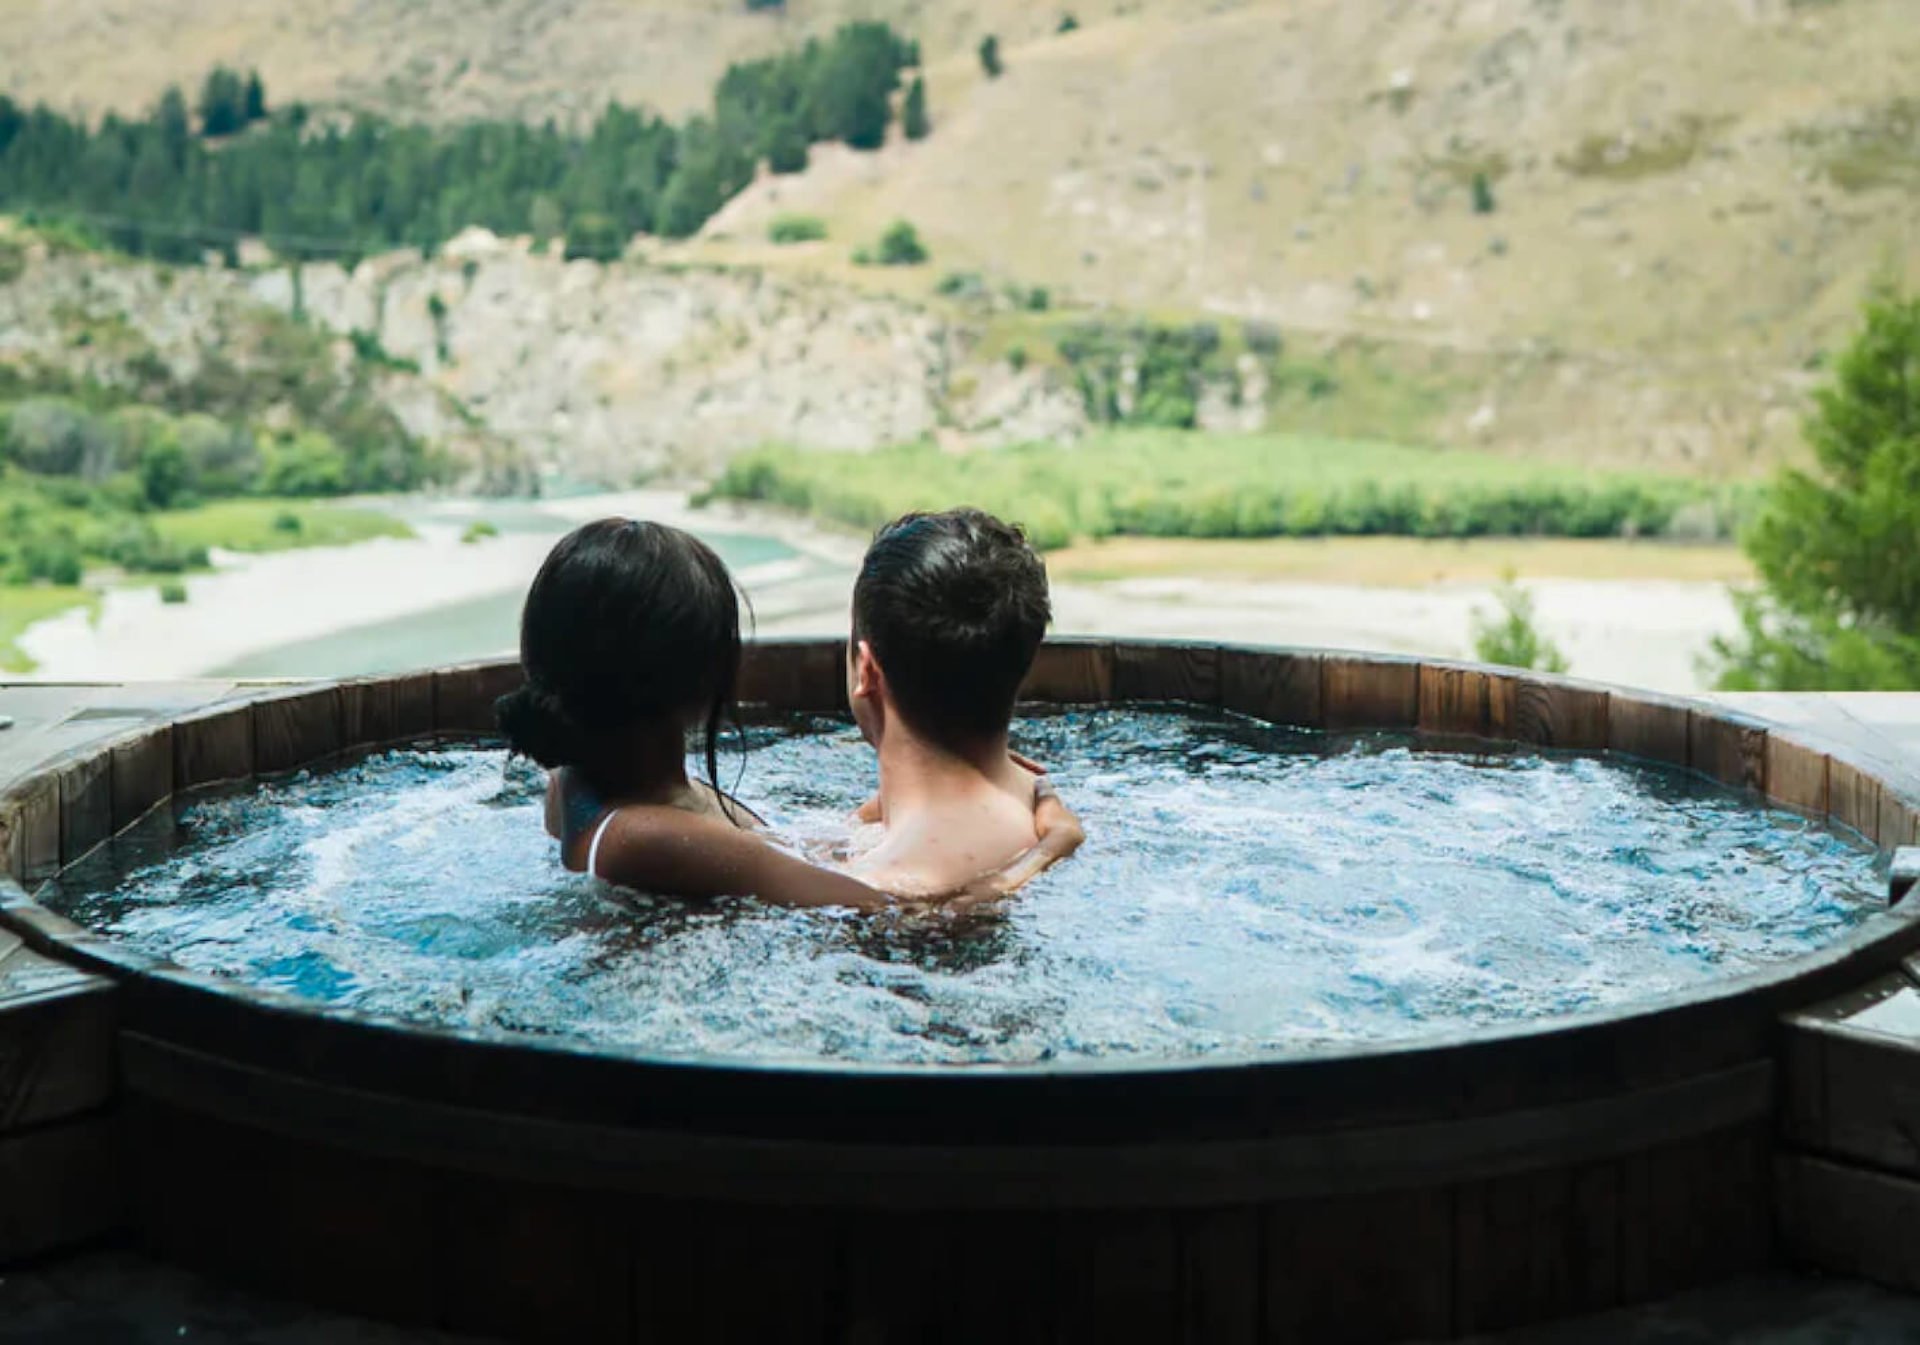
0, 22, 924, 265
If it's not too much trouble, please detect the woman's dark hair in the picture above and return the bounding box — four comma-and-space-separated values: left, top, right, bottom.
852, 508, 1051, 751
496, 519, 742, 797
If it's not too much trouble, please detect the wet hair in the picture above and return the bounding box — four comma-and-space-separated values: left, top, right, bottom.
496, 519, 742, 797
852, 508, 1051, 751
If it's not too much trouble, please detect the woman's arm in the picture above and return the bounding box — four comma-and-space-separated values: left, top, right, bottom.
588, 806, 895, 913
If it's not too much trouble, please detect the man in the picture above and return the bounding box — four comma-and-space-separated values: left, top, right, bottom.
845, 508, 1061, 895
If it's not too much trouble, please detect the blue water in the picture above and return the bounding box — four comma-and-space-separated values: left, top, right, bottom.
45, 710, 1886, 1066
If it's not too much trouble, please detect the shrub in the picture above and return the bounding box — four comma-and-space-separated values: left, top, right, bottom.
564, 214, 626, 263
138, 437, 194, 508
979, 35, 1003, 78
1058, 14, 1080, 33
936, 270, 986, 299
768, 215, 829, 244
461, 520, 500, 544
1471, 172, 1497, 214
271, 510, 304, 534
262, 432, 351, 497
875, 220, 929, 266
1025, 286, 1052, 312
902, 76, 931, 141
1472, 577, 1570, 674
1008, 345, 1029, 373
159, 580, 189, 604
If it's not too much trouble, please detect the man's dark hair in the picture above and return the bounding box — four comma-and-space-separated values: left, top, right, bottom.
853, 508, 1051, 750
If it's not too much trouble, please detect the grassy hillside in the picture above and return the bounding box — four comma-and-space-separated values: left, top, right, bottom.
5, 0, 1919, 472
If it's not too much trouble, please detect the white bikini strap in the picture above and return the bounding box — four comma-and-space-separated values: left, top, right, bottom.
586, 812, 617, 882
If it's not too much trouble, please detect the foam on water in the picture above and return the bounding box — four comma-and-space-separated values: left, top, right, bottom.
45, 709, 1886, 1066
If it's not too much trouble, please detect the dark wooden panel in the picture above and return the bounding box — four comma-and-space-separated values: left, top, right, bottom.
1220, 648, 1322, 728
840, 1209, 1053, 1345
1263, 1189, 1450, 1344
1114, 641, 1221, 706
253, 687, 344, 776
433, 662, 524, 735
11, 774, 60, 888
0, 796, 21, 889
1687, 711, 1768, 794
392, 671, 438, 743
1179, 1205, 1260, 1345
110, 727, 173, 832
1767, 735, 1831, 817
171, 703, 254, 792
0, 1112, 123, 1264
1022, 640, 1117, 705
339, 678, 398, 750
0, 936, 116, 1131
1055, 1209, 1182, 1345
1494, 682, 1610, 752
736, 641, 847, 714
435, 1171, 634, 1342
1830, 757, 1884, 844
129, 1101, 437, 1325
58, 752, 111, 867
1418, 664, 1490, 737
1779, 1154, 1920, 1293
1620, 1125, 1769, 1303
1323, 657, 1418, 731
1607, 695, 1690, 769
1452, 1160, 1621, 1334
1784, 1016, 1920, 1177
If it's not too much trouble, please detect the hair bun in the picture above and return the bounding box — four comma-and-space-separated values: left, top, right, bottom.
495, 684, 584, 768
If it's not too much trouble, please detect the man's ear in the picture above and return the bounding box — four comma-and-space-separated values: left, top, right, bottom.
851, 639, 883, 701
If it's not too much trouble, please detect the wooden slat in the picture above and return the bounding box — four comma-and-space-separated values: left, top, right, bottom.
1607, 694, 1690, 768
339, 678, 398, 750
1881, 792, 1920, 851
1417, 664, 1490, 737
1178, 1205, 1260, 1345
1263, 1189, 1451, 1343
1220, 648, 1321, 728
1830, 756, 1884, 843
110, 726, 173, 832
1784, 1013, 1920, 1177
1022, 641, 1117, 705
1779, 1154, 1920, 1293
1113, 641, 1221, 706
0, 796, 21, 889
1054, 1209, 1182, 1345
1322, 657, 1418, 731
432, 662, 524, 735
58, 752, 111, 867
171, 703, 254, 792
736, 641, 846, 714
1452, 1161, 1620, 1334
0, 935, 115, 1131
253, 687, 344, 776
11, 776, 60, 887
0, 1112, 123, 1263
1495, 682, 1610, 752
1767, 735, 1831, 816
1688, 710, 1768, 793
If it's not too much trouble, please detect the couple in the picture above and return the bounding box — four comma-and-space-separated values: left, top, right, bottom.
495, 508, 1083, 913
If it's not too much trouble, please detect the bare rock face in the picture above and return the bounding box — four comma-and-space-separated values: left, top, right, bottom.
248, 241, 1089, 481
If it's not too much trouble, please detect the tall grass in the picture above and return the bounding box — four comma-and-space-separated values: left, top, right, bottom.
705, 431, 1754, 551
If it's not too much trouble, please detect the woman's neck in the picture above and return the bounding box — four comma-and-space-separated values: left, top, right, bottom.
591, 720, 694, 805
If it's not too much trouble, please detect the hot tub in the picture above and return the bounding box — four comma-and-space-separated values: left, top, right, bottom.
3, 640, 1917, 1343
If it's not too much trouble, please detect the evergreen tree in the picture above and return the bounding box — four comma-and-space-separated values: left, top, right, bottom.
244, 71, 267, 123
200, 67, 248, 137
979, 35, 1003, 78
765, 117, 809, 174
1471, 172, 1496, 215
902, 76, 930, 141
1713, 285, 1920, 689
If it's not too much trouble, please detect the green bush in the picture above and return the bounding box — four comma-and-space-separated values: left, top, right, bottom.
936, 270, 986, 299
158, 580, 189, 604
979, 35, 1003, 78
138, 438, 194, 508
564, 214, 626, 263
262, 432, 351, 497
461, 519, 500, 544
902, 76, 931, 141
1471, 577, 1569, 673
875, 220, 929, 266
706, 432, 1729, 551
768, 215, 829, 244
1471, 172, 1497, 214
271, 510, 304, 534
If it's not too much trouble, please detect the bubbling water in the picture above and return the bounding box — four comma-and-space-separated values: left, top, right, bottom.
45, 709, 1884, 1066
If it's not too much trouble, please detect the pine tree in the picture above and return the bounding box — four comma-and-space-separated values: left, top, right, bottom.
243, 71, 267, 124
200, 67, 247, 138
902, 76, 930, 141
